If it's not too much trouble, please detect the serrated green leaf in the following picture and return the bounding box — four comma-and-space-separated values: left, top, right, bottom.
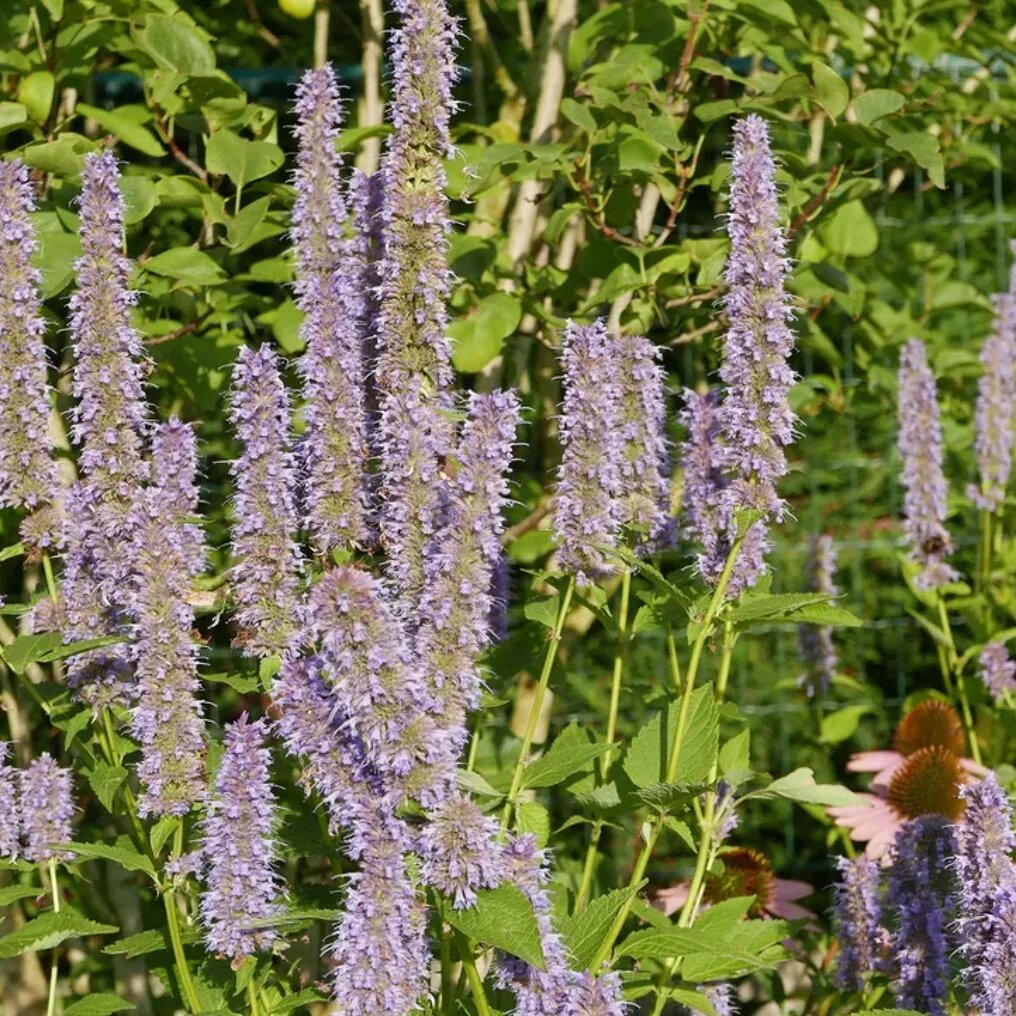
445, 884, 545, 970
524, 595, 560, 629
0, 884, 41, 906
63, 994, 135, 1016
85, 763, 128, 813
515, 801, 551, 847
560, 882, 644, 969
521, 738, 612, 790
0, 909, 118, 958
150, 817, 179, 857
103, 929, 171, 958
66, 840, 155, 877
718, 728, 750, 776
635, 781, 707, 812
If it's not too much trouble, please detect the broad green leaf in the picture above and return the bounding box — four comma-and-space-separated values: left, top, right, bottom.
76, 103, 164, 157
852, 89, 905, 125
812, 61, 849, 118
137, 15, 215, 75
2, 632, 61, 674
144, 248, 225, 286
560, 882, 645, 969
63, 995, 134, 1016
884, 130, 945, 188
205, 131, 284, 187
17, 71, 55, 125
560, 98, 596, 133
267, 988, 330, 1014
757, 767, 861, 807
821, 200, 879, 258
103, 929, 171, 958
32, 226, 81, 297
820, 705, 871, 744
85, 763, 128, 813
727, 592, 859, 630
0, 102, 27, 134
66, 840, 155, 877
21, 133, 96, 178
718, 728, 750, 777
0, 884, 41, 906
524, 595, 560, 629
120, 177, 157, 224
150, 817, 179, 857
40, 0, 63, 18
515, 801, 551, 847
449, 293, 522, 373
635, 781, 707, 812
445, 884, 546, 970
521, 731, 612, 789
0, 909, 118, 958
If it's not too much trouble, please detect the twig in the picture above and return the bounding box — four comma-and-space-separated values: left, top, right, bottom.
669, 319, 722, 345
146, 317, 208, 347
572, 167, 638, 246
789, 162, 843, 236
150, 108, 208, 184
664, 284, 723, 310
501, 502, 550, 546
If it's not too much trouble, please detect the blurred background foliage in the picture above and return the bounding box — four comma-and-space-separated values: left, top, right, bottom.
2, 0, 1016, 942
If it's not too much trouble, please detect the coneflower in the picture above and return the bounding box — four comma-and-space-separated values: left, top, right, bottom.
18, 754, 75, 863
227, 345, 303, 657
951, 773, 1016, 1016
832, 854, 887, 989
0, 742, 19, 860
200, 715, 282, 959
553, 319, 624, 584
0, 160, 62, 551
129, 423, 207, 817
717, 114, 797, 592
897, 339, 958, 590
292, 65, 372, 554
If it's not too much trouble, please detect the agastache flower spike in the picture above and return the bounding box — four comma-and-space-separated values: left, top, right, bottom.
19, 754, 75, 863
0, 160, 62, 550
951, 773, 1016, 1016
293, 65, 372, 553
349, 167, 384, 426
227, 345, 302, 657
200, 715, 282, 959
885, 816, 956, 1016
0, 742, 19, 860
797, 533, 839, 697
553, 319, 624, 583
717, 114, 797, 591
897, 339, 958, 590
968, 248, 1016, 512
62, 151, 151, 702
978, 641, 1016, 704
328, 805, 430, 1015
151, 418, 205, 579
616, 332, 674, 551
418, 390, 520, 719
832, 855, 887, 990
129, 436, 207, 817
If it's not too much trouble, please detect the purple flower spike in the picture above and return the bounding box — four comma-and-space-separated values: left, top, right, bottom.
616, 333, 674, 552
0, 742, 19, 860
978, 641, 1016, 704
349, 168, 384, 423
833, 854, 887, 990
700, 983, 737, 1016
952, 773, 1016, 1016
419, 794, 507, 908
228, 345, 303, 657
328, 808, 430, 1016
797, 534, 839, 698
553, 320, 624, 584
152, 418, 205, 579
19, 754, 75, 863
897, 339, 958, 590
418, 390, 520, 719
293, 65, 372, 554
0, 160, 62, 550
885, 816, 956, 1016
129, 452, 207, 818
200, 715, 282, 959
968, 255, 1016, 512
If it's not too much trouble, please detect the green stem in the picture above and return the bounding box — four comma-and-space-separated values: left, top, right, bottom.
45, 859, 60, 1016
247, 979, 260, 1016
576, 571, 632, 911
163, 877, 201, 1012
935, 596, 981, 765
499, 576, 576, 834
42, 553, 58, 604
457, 935, 493, 1016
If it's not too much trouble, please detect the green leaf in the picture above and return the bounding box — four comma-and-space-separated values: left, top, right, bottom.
150, 817, 179, 857
560, 98, 596, 133
884, 130, 945, 189
85, 763, 128, 812
635, 781, 707, 812
756, 767, 861, 807
66, 839, 156, 877
76, 103, 164, 158
0, 909, 118, 958
2, 631, 61, 674
0, 884, 41, 906
0, 102, 27, 134
820, 705, 871, 745
523, 595, 560, 629
524, 735, 609, 788
39, 0, 64, 18
137, 14, 215, 74
103, 929, 172, 958
144, 248, 225, 286
515, 801, 551, 847
449, 293, 522, 373
852, 89, 905, 125
820, 200, 879, 258
727, 592, 860, 630
205, 131, 284, 188
120, 177, 158, 225
17, 71, 55, 125
718, 728, 750, 777
63, 995, 135, 1016
21, 133, 96, 178
811, 61, 849, 118
32, 226, 81, 298
559, 882, 645, 969
445, 884, 545, 970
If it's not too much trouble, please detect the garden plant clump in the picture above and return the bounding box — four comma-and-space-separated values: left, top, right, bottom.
0, 1, 1015, 1014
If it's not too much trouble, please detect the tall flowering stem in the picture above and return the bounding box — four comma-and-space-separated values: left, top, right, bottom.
227, 345, 302, 657
18, 754, 75, 863
832, 855, 886, 990
0, 160, 62, 550
375, 0, 458, 606
200, 715, 282, 959
62, 150, 151, 704
553, 319, 623, 583
129, 422, 206, 817
897, 339, 958, 590
951, 773, 1016, 1016
350, 167, 385, 428
0, 742, 19, 860
797, 533, 839, 698
717, 113, 797, 592
293, 65, 372, 554
885, 816, 956, 1016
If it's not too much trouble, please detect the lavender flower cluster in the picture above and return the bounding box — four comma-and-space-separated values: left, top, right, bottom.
832, 773, 1016, 1016
0, 745, 76, 864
